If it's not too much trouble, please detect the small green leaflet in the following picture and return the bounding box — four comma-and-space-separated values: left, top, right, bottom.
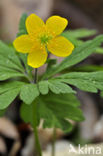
0, 81, 25, 110
69, 65, 103, 72
38, 80, 75, 95
20, 84, 40, 104
38, 81, 49, 95
48, 80, 75, 94
62, 29, 97, 39
20, 93, 84, 132
0, 69, 24, 81
54, 71, 103, 93
43, 35, 103, 79
17, 13, 28, 37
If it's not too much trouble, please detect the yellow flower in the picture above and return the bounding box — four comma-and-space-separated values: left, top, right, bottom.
13, 14, 74, 68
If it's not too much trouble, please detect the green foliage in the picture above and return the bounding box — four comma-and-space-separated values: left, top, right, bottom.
0, 41, 26, 80
20, 84, 40, 104
54, 71, 103, 93
68, 65, 103, 72
62, 28, 97, 47
38, 80, 75, 95
0, 81, 25, 110
62, 28, 97, 39
43, 35, 103, 79
38, 81, 49, 95
17, 13, 28, 37
1, 12, 103, 133
95, 47, 103, 54
20, 101, 39, 127
20, 92, 84, 132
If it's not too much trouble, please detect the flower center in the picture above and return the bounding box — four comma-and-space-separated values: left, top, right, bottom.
40, 34, 52, 45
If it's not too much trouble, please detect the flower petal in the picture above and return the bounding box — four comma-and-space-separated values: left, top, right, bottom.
27, 48, 48, 68
47, 36, 74, 57
13, 35, 33, 53
26, 14, 45, 34
46, 16, 68, 36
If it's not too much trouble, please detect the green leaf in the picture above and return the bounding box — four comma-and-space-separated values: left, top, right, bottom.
0, 41, 24, 72
20, 84, 40, 104
62, 29, 97, 47
20, 93, 84, 132
38, 81, 49, 95
18, 53, 33, 81
0, 69, 24, 81
38, 92, 84, 131
38, 80, 75, 95
17, 13, 28, 37
0, 81, 25, 110
62, 29, 97, 39
55, 71, 103, 93
0, 81, 25, 94
48, 80, 75, 94
95, 47, 103, 54
43, 35, 103, 79
0, 41, 26, 80
20, 102, 39, 127
69, 65, 103, 72
0, 88, 20, 110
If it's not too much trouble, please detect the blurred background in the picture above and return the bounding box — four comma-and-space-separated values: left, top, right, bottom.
0, 0, 103, 155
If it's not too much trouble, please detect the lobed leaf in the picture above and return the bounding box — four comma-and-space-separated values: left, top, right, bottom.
0, 81, 25, 110
20, 84, 40, 104
20, 92, 84, 132
38, 80, 75, 95
55, 71, 103, 93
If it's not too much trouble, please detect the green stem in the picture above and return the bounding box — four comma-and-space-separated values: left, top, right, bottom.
52, 127, 56, 156
34, 68, 38, 83
33, 99, 42, 156
33, 68, 42, 156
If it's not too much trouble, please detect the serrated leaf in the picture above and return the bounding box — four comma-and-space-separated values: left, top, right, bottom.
20, 84, 40, 104
55, 71, 103, 92
43, 35, 103, 79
